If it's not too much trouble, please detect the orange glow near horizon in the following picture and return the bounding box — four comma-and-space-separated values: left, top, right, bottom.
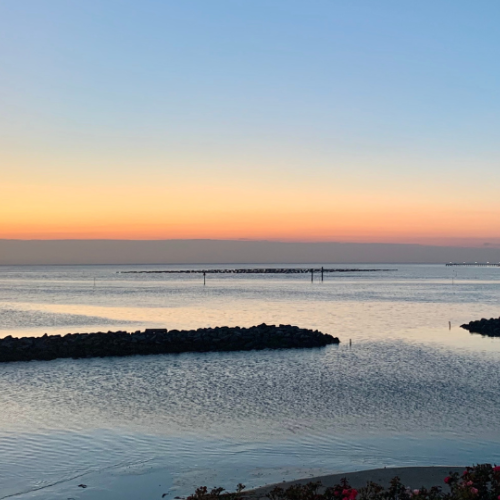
2, 145, 500, 248
2, 1, 500, 251
2, 179, 499, 246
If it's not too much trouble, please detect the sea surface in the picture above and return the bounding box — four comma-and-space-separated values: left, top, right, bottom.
1, 263, 500, 500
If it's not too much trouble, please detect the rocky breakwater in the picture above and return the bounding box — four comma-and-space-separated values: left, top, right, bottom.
461, 317, 500, 337
0, 324, 340, 363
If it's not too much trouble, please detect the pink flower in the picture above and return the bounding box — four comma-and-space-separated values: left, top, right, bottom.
463, 470, 469, 476
494, 466, 500, 473
467, 481, 473, 486
413, 490, 420, 496
470, 488, 478, 495
349, 489, 358, 500
444, 477, 451, 484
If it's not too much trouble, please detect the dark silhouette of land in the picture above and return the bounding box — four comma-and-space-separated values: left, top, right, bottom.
1, 239, 499, 265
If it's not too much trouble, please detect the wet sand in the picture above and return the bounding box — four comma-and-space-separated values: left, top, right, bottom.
246, 467, 465, 498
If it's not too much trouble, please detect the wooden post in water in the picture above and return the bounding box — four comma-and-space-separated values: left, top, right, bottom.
203, 272, 206, 286
311, 269, 313, 282
321, 266, 324, 282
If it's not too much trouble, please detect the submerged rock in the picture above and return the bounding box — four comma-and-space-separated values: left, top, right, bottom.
0, 325, 340, 363
461, 317, 500, 337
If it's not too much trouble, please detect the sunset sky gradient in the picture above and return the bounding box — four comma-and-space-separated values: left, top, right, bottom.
1, 1, 499, 246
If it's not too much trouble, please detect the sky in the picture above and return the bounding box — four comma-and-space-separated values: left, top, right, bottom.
1, 1, 499, 246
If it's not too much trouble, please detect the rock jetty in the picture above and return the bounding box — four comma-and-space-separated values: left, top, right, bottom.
120, 268, 392, 274
0, 324, 340, 363
461, 317, 500, 337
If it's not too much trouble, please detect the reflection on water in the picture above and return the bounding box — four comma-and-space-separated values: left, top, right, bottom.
0, 264, 500, 499
2, 344, 500, 438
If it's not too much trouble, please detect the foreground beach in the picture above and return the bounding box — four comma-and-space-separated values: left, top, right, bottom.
246, 467, 464, 498
9, 465, 466, 500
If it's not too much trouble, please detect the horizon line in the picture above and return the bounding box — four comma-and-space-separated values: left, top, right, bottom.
1, 237, 499, 248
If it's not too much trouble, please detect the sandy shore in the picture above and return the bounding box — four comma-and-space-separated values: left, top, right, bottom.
246, 467, 465, 499
8, 465, 467, 499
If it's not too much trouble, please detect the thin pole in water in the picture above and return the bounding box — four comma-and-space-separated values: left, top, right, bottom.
311, 269, 313, 283
203, 272, 206, 286
321, 266, 324, 282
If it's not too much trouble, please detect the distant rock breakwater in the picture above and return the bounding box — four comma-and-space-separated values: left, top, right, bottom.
120, 268, 392, 274
0, 325, 340, 363
461, 317, 500, 337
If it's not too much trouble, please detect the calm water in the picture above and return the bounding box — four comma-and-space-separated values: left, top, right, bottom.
1, 264, 500, 500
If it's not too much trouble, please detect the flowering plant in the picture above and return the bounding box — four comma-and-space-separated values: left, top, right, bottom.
442, 464, 500, 500
186, 464, 500, 500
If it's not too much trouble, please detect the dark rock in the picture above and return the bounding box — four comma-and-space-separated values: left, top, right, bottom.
145, 328, 167, 334
461, 317, 500, 337
0, 325, 340, 363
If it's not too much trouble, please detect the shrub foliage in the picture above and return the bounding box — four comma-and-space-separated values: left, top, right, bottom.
186, 464, 500, 500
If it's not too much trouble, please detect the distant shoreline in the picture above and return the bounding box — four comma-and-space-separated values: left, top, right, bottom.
1, 239, 500, 265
